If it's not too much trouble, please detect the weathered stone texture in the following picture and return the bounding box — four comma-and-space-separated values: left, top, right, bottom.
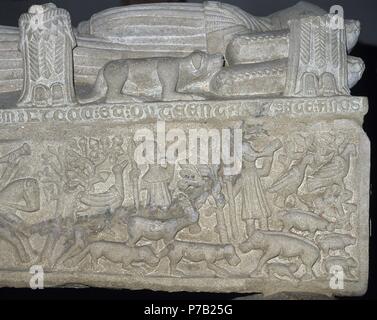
0, 2, 370, 297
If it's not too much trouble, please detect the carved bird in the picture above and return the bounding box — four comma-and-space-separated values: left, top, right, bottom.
306, 144, 356, 192
268, 154, 314, 206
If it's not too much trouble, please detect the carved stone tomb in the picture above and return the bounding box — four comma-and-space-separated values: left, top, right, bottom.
0, 2, 370, 297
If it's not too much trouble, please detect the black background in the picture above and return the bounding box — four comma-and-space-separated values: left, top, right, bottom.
0, 0, 375, 301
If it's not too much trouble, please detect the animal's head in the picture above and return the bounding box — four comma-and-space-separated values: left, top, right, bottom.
224, 245, 241, 266
171, 164, 205, 197
176, 51, 224, 95
113, 206, 135, 224
83, 214, 110, 234
239, 240, 252, 253
179, 167, 205, 188
239, 230, 264, 253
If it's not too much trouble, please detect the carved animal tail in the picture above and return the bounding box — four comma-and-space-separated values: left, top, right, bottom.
78, 68, 107, 104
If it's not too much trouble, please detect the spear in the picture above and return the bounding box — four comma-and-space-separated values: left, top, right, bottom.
223, 174, 239, 241
128, 140, 141, 212
208, 166, 230, 243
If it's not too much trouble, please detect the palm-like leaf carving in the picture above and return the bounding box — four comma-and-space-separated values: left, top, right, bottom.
300, 21, 311, 65
314, 19, 326, 68
54, 36, 64, 75
29, 34, 40, 81
330, 29, 339, 68
40, 35, 55, 79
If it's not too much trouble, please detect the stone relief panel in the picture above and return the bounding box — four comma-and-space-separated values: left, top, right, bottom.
0, 2, 370, 297
0, 117, 368, 295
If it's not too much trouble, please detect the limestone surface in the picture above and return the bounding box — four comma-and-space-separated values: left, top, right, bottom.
0, 2, 370, 297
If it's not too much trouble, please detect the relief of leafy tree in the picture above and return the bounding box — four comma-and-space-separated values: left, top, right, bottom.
38, 136, 126, 219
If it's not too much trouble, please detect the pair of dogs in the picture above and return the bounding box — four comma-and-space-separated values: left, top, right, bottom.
64, 239, 241, 277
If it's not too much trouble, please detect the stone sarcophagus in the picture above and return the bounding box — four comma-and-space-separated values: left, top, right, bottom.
0, 2, 370, 297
